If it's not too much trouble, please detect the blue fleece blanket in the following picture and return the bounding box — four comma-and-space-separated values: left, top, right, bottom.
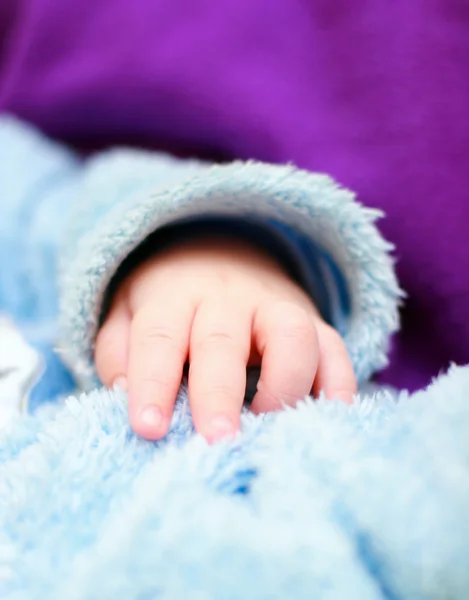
1, 367, 468, 599
1, 116, 468, 599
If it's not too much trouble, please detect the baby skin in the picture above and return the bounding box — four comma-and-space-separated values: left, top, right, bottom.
94, 236, 357, 443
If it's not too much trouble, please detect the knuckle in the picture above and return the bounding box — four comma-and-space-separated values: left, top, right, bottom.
135, 322, 186, 353
323, 323, 342, 341
205, 330, 235, 344
144, 325, 177, 342
318, 323, 347, 349
276, 307, 316, 342
202, 382, 237, 402
258, 378, 300, 407
195, 330, 237, 352
140, 371, 180, 392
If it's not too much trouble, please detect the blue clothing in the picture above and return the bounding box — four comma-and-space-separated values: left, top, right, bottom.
0, 116, 400, 405
1, 364, 469, 599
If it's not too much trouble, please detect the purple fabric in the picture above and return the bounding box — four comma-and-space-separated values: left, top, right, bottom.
1, 0, 468, 391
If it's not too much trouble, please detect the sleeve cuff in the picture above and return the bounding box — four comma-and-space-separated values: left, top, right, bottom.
58, 158, 402, 389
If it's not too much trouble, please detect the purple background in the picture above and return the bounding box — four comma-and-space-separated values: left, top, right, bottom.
1, 0, 468, 391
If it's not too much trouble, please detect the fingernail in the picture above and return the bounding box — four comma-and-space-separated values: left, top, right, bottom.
139, 405, 164, 429
112, 376, 127, 391
206, 415, 236, 442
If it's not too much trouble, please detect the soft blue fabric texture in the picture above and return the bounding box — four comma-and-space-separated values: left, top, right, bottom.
1, 366, 468, 599
7, 116, 462, 598
0, 118, 80, 403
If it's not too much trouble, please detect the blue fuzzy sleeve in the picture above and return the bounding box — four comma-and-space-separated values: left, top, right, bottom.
56, 141, 401, 390
0, 116, 401, 394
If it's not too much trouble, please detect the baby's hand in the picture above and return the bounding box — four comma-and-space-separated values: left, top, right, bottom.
95, 237, 356, 442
